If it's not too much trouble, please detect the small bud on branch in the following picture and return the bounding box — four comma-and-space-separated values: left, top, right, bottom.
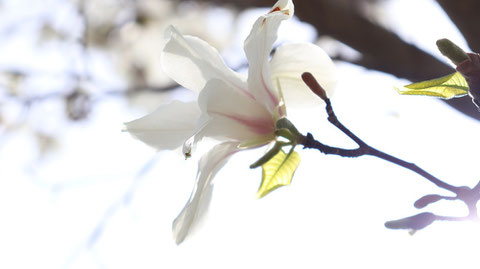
414, 194, 448, 209
301, 72, 480, 231
436, 38, 469, 65
301, 72, 328, 101
435, 39, 480, 109
456, 53, 480, 109
385, 212, 437, 231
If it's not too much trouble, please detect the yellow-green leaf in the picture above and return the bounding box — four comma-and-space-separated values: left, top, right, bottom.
394, 72, 469, 99
257, 149, 300, 198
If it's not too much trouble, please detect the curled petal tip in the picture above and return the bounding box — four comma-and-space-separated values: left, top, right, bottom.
163, 25, 176, 40
183, 136, 194, 159
302, 72, 328, 101
270, 0, 294, 17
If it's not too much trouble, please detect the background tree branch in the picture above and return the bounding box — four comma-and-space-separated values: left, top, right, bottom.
178, 0, 480, 120
436, 0, 480, 52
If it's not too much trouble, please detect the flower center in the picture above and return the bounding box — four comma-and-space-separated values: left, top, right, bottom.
211, 111, 275, 136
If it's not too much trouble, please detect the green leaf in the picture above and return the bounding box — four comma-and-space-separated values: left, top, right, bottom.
395, 72, 469, 99
257, 149, 300, 198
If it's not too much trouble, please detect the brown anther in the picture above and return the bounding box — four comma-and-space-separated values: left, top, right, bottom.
269, 7, 289, 16
302, 72, 328, 101
269, 7, 281, 13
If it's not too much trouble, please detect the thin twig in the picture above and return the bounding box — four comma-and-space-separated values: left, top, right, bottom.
300, 72, 480, 228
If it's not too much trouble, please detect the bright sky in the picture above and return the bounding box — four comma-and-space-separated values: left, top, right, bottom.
1, 0, 479, 268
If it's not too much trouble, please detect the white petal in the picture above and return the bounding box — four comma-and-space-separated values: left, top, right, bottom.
124, 101, 200, 150
197, 79, 275, 142
271, 0, 294, 15
270, 42, 337, 108
162, 26, 246, 93
173, 141, 241, 244
243, 0, 293, 112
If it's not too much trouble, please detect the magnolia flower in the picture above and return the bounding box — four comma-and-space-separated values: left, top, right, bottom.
125, 0, 336, 244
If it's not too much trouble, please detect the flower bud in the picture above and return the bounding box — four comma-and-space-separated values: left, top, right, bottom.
436, 38, 469, 66
275, 117, 302, 143
414, 194, 444, 209
385, 212, 436, 231
456, 53, 480, 109
301, 72, 328, 101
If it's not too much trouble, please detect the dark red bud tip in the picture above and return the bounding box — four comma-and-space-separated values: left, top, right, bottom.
302, 72, 328, 101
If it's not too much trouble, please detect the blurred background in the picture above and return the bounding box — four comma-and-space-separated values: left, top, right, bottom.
1, 0, 480, 268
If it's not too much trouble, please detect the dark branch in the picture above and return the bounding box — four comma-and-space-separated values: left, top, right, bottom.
177, 0, 480, 120
300, 72, 480, 229
436, 0, 480, 53
300, 101, 459, 194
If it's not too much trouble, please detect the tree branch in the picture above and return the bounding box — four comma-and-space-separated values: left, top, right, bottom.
436, 0, 480, 53
300, 72, 480, 230
178, 0, 480, 120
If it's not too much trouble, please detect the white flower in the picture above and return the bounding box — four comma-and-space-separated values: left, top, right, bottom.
125, 0, 336, 244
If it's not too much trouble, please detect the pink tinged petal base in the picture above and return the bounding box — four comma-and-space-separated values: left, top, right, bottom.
210, 111, 274, 136
198, 79, 275, 142
173, 141, 241, 244
261, 71, 280, 111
